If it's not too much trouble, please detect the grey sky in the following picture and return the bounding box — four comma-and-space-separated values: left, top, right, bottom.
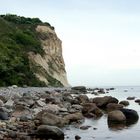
0, 0, 140, 86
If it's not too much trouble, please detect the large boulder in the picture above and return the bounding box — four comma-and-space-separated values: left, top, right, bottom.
108, 110, 126, 123
120, 109, 139, 124
71, 86, 87, 92
92, 96, 118, 108
35, 125, 64, 140
107, 103, 123, 112
35, 111, 67, 127
82, 103, 103, 118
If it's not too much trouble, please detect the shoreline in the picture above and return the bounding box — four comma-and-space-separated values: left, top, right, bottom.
0, 86, 139, 140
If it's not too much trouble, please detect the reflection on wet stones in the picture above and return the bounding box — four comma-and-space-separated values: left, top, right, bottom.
108, 109, 139, 130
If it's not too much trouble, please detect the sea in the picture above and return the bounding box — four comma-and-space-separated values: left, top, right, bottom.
63, 86, 140, 140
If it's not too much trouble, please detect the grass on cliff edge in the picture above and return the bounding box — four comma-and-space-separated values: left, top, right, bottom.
0, 14, 62, 87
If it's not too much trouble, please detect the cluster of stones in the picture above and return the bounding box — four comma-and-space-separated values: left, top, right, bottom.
0, 86, 138, 140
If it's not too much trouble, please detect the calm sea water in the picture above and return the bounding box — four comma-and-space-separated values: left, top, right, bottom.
63, 86, 140, 140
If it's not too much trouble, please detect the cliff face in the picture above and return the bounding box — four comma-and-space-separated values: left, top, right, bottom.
29, 25, 69, 86
0, 14, 69, 87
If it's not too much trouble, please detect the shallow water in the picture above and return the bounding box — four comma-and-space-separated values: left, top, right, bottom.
63, 86, 140, 140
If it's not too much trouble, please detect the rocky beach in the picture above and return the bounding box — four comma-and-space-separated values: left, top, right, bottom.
0, 86, 139, 140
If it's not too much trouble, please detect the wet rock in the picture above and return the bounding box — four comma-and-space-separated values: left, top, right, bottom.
120, 108, 139, 123
64, 112, 84, 124
135, 99, 140, 103
108, 110, 126, 123
76, 95, 89, 104
107, 103, 123, 112
97, 88, 105, 94
75, 135, 81, 140
92, 96, 118, 108
108, 121, 126, 130
36, 111, 66, 127
82, 103, 103, 118
35, 125, 64, 139
80, 125, 91, 130
72, 86, 86, 92
127, 97, 135, 100
109, 88, 115, 90
119, 101, 129, 106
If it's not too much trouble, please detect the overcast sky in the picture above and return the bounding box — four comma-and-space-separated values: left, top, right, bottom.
1, 0, 140, 86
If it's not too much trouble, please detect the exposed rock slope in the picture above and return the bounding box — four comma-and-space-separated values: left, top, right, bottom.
29, 25, 69, 86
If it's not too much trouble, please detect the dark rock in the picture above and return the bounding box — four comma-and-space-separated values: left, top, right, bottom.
107, 103, 123, 112
72, 86, 86, 92
119, 101, 129, 106
108, 122, 126, 130
35, 125, 64, 139
97, 88, 105, 94
109, 88, 115, 90
80, 125, 91, 130
135, 99, 140, 103
127, 97, 135, 100
45, 96, 56, 104
75, 135, 81, 140
120, 108, 139, 124
82, 103, 103, 118
124, 90, 128, 92
92, 96, 118, 108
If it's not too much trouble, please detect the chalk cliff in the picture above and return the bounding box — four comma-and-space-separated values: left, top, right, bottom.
29, 25, 69, 86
